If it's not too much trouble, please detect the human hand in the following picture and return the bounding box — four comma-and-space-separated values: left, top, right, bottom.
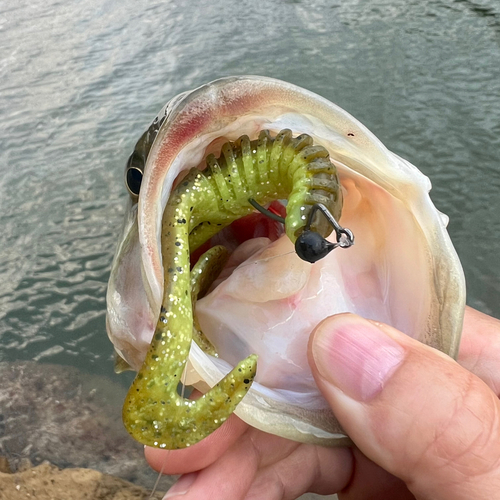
146, 307, 500, 500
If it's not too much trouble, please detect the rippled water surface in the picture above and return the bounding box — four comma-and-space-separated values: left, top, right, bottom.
1, 0, 499, 490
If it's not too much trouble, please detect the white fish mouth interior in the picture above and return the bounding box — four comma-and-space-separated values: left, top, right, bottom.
160, 126, 432, 413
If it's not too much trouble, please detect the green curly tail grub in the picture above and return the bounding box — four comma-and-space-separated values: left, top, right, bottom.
123, 130, 343, 449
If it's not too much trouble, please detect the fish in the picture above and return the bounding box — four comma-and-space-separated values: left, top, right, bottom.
106, 75, 465, 449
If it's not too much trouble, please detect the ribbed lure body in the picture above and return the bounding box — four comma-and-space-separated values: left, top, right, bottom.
188, 129, 343, 250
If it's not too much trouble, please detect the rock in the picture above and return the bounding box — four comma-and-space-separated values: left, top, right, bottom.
0, 461, 165, 499
0, 361, 174, 491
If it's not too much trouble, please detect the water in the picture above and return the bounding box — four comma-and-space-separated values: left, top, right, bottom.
1, 0, 499, 493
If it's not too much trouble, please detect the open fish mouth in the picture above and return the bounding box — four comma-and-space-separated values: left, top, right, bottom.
106, 76, 465, 449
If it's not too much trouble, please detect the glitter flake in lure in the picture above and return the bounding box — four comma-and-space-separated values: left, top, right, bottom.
106, 76, 465, 448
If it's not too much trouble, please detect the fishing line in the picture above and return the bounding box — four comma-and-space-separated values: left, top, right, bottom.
235, 249, 297, 270
148, 454, 167, 499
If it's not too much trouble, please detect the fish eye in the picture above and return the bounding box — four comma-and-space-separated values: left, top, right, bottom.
125, 152, 144, 199
294, 230, 335, 263
126, 167, 143, 198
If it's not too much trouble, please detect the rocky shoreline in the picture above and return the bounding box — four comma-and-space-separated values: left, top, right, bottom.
0, 361, 175, 496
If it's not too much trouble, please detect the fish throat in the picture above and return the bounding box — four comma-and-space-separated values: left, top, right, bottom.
123, 129, 351, 449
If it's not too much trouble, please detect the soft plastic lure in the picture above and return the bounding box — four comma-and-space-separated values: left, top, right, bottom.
122, 129, 352, 449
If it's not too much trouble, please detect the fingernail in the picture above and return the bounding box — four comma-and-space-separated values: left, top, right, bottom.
312, 314, 406, 401
163, 472, 198, 498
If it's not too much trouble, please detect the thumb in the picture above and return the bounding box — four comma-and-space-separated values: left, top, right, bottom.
309, 313, 500, 500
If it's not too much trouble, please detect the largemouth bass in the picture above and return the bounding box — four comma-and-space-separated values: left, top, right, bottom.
106, 76, 465, 449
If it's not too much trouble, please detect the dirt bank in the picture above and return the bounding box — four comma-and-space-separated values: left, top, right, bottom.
0, 459, 165, 500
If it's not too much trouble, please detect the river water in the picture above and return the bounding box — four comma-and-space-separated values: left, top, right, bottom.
1, 0, 499, 494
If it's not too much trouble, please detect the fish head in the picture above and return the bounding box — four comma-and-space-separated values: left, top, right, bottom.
106, 76, 465, 445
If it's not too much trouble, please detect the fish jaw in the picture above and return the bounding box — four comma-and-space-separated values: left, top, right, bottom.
106, 202, 155, 371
